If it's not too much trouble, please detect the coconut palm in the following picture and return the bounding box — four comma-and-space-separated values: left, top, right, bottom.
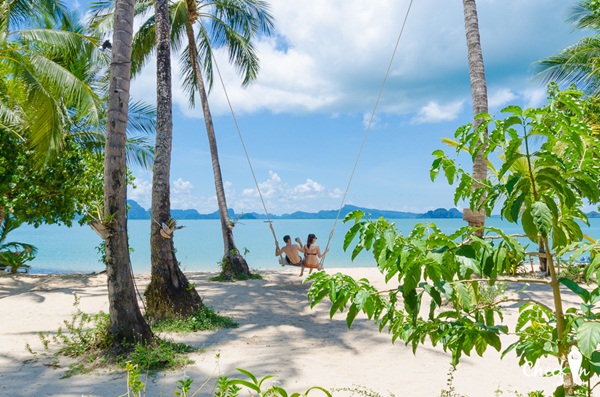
536, 0, 600, 96
462, 0, 489, 234
0, 0, 101, 163
103, 0, 153, 344
92, 0, 274, 280
144, 0, 203, 320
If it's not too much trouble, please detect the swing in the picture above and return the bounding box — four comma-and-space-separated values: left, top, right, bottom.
211, 1, 414, 270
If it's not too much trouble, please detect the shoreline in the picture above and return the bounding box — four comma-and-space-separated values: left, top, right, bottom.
0, 267, 568, 396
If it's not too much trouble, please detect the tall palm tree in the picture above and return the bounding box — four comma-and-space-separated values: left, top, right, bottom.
462, 0, 488, 234
93, 0, 274, 280
103, 0, 153, 344
536, 0, 600, 95
174, 0, 273, 280
144, 0, 203, 319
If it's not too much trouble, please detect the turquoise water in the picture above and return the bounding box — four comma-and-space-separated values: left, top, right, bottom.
9, 218, 600, 274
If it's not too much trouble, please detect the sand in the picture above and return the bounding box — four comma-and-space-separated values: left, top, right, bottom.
0, 267, 581, 396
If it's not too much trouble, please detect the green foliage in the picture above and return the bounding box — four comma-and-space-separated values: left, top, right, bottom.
119, 339, 194, 371
209, 256, 263, 282
120, 365, 332, 397
35, 294, 196, 376
152, 306, 238, 333
307, 87, 600, 395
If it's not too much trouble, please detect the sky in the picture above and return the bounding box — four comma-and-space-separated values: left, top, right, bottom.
75, 0, 588, 215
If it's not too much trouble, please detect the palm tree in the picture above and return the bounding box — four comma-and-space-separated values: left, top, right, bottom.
103, 0, 153, 345
94, 0, 274, 280
0, 0, 101, 163
462, 0, 488, 234
174, 0, 273, 280
144, 0, 203, 319
536, 1, 600, 95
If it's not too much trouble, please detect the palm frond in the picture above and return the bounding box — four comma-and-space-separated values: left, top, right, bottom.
179, 45, 199, 107
131, 16, 157, 77
125, 135, 155, 169
127, 100, 157, 136
568, 1, 600, 30
535, 36, 600, 95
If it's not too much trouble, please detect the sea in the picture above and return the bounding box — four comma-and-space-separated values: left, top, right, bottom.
9, 218, 600, 274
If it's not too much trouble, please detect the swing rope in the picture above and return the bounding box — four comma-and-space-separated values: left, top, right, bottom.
318, 0, 414, 270
206, 0, 414, 269
207, 27, 279, 246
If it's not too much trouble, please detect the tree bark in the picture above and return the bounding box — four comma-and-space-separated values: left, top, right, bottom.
184, 21, 251, 280
145, 0, 203, 319
462, 0, 488, 234
103, 0, 152, 346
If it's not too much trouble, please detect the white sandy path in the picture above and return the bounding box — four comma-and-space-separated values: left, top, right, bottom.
0, 268, 584, 396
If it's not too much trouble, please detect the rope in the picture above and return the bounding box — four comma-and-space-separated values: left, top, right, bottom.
207, 25, 279, 246
319, 0, 414, 270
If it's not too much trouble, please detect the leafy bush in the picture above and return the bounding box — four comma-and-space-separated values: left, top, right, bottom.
307, 86, 600, 396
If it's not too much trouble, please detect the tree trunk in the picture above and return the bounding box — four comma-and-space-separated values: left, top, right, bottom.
462, 0, 488, 234
103, 0, 152, 347
184, 22, 251, 280
145, 0, 203, 320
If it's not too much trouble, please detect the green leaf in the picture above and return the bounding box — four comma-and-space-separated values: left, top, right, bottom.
531, 201, 552, 238
559, 277, 590, 303
353, 289, 370, 311
577, 321, 600, 358
343, 223, 362, 251
346, 304, 359, 328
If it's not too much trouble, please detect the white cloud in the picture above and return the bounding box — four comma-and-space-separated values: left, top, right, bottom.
522, 88, 547, 109
488, 88, 518, 109
411, 101, 465, 124
234, 171, 342, 213
128, 177, 152, 209
129, 0, 576, 120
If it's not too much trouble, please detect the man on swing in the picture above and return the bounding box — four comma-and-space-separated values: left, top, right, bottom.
275, 235, 305, 268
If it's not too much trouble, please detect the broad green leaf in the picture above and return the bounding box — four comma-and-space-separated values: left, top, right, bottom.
531, 201, 552, 237
577, 321, 600, 358
343, 223, 362, 251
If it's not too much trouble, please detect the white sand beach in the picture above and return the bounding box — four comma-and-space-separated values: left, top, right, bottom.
0, 268, 580, 396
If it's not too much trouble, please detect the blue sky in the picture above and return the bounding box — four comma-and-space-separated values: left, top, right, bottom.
78, 0, 588, 215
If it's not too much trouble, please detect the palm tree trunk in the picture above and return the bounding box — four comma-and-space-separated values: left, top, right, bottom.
184, 22, 251, 280
462, 0, 488, 233
145, 0, 203, 319
103, 0, 152, 346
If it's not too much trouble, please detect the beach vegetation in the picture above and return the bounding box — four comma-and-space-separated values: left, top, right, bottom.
35, 294, 191, 376
152, 305, 238, 333
122, 364, 332, 397
307, 86, 600, 396
209, 255, 264, 282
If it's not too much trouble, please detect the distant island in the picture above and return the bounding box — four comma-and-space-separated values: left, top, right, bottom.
127, 200, 464, 220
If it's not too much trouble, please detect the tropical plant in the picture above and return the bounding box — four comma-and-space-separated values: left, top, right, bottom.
536, 0, 600, 96
0, 217, 37, 273
142, 0, 203, 320
91, 0, 274, 280
461, 0, 489, 233
102, 0, 153, 346
0, 0, 102, 163
307, 86, 600, 396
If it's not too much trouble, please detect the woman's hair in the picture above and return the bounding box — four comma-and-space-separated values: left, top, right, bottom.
306, 233, 316, 249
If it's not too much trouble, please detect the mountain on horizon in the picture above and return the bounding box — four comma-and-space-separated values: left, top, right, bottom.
126, 200, 463, 220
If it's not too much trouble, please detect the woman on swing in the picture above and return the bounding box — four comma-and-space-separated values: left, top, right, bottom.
299, 233, 329, 277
